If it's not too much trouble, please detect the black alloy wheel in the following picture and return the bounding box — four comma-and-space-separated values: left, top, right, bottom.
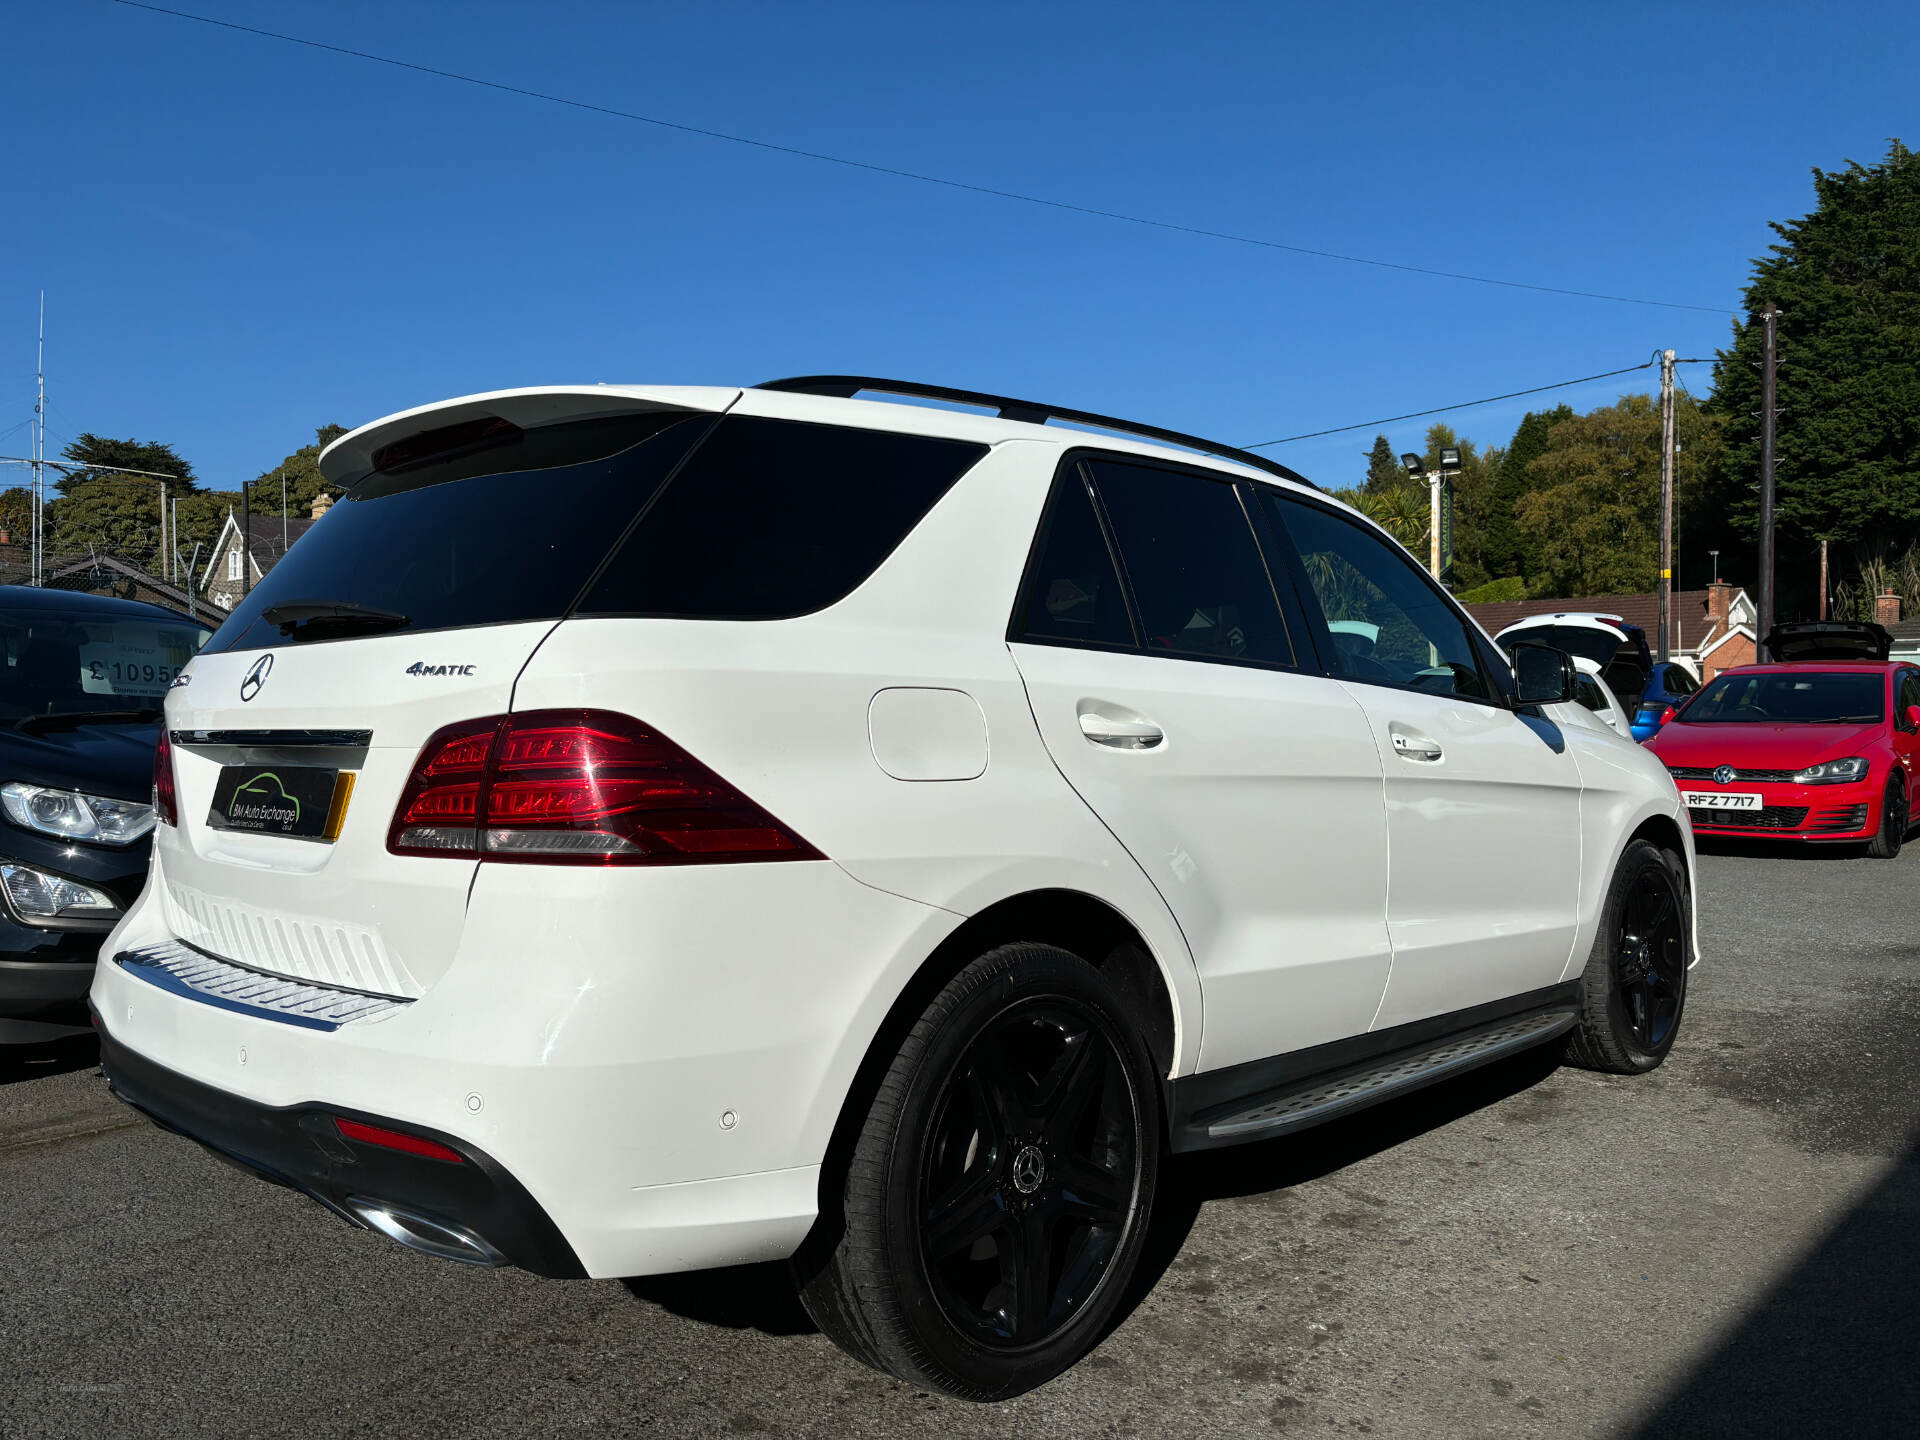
1613, 862, 1685, 1051
795, 943, 1160, 1400
1564, 838, 1690, 1073
917, 997, 1139, 1348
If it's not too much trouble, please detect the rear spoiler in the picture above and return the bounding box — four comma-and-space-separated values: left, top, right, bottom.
318, 386, 742, 488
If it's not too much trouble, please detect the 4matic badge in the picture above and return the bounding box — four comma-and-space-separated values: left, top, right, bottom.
406, 662, 476, 677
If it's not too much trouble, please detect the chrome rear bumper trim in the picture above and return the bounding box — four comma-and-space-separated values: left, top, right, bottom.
115, 941, 411, 1031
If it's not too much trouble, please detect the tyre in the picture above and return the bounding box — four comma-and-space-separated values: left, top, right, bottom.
795, 943, 1160, 1400
1866, 774, 1907, 859
1563, 839, 1689, 1074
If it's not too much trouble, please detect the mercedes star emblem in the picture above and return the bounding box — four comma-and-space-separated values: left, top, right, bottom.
1010, 1145, 1047, 1195
239, 653, 274, 703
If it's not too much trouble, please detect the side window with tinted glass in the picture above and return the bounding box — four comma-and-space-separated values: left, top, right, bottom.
1901, 670, 1920, 726
1013, 467, 1136, 648
1262, 492, 1490, 701
1085, 461, 1293, 665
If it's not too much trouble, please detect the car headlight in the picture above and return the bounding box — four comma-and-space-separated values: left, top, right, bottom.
0, 862, 122, 923
1792, 757, 1870, 785
0, 781, 155, 845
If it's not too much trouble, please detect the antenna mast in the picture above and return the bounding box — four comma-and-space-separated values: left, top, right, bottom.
32, 293, 45, 586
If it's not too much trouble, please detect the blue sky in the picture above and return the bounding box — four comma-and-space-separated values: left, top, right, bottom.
3, 0, 1915, 493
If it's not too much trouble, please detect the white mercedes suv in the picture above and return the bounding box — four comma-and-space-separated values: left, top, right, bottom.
92, 377, 1696, 1399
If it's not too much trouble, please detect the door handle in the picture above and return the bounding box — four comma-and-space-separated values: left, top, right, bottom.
1077, 709, 1165, 750
1389, 728, 1443, 762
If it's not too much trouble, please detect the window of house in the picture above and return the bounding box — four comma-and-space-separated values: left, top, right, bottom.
226, 549, 242, 582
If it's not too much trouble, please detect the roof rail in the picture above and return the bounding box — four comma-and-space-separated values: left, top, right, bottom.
754, 375, 1318, 489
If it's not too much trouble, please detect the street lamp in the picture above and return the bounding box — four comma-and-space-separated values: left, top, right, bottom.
1401, 450, 1461, 583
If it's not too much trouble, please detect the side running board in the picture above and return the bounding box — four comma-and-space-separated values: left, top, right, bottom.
1172, 1003, 1577, 1151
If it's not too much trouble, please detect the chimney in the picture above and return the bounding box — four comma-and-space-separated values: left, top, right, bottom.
0, 527, 10, 546
1707, 579, 1733, 635
1875, 591, 1901, 627
310, 492, 333, 520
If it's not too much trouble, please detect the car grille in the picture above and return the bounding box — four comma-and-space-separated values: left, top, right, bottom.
1666, 765, 1797, 783
1688, 804, 1809, 830
1807, 804, 1871, 833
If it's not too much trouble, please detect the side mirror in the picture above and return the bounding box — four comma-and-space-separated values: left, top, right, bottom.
1511, 641, 1577, 706
1906, 704, 1920, 731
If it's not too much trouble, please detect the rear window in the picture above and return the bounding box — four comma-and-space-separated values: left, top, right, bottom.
579, 416, 986, 619
206, 413, 708, 653
3, 608, 211, 721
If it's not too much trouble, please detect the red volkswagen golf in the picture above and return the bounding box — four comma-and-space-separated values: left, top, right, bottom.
1648, 623, 1920, 857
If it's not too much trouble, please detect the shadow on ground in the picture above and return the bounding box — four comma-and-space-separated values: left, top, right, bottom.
1632, 1133, 1920, 1438
621, 1045, 1567, 1348
1692, 835, 1868, 862
1126, 1046, 1564, 1315
0, 1034, 98, 1088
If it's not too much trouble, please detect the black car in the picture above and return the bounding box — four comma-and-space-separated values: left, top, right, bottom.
1, 586, 210, 1045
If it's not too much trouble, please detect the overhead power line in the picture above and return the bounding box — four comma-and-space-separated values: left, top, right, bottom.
108, 0, 1732, 316
1242, 357, 1713, 448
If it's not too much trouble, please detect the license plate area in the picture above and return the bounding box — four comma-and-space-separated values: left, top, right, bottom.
207, 764, 353, 841
1681, 790, 1763, 812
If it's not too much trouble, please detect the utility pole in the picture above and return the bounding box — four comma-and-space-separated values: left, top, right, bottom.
1757, 303, 1780, 660
32, 294, 45, 586
1818, 537, 1829, 620
1658, 349, 1676, 663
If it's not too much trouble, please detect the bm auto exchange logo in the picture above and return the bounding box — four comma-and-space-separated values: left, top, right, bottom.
227, 772, 302, 828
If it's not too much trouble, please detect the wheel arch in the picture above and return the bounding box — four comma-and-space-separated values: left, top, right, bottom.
1625, 809, 1699, 965
796, 887, 1182, 1271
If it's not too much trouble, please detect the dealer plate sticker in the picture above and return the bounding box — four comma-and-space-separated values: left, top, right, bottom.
207, 765, 343, 840
1681, 791, 1763, 810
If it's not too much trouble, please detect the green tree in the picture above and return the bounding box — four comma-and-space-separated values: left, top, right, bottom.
243, 424, 349, 521
56, 433, 199, 494
1513, 392, 1722, 598
0, 486, 30, 542
1701, 139, 1920, 606
1363, 435, 1403, 494
1481, 404, 1574, 585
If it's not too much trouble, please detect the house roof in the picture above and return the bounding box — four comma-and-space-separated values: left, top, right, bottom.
200, 510, 318, 586
1466, 589, 1716, 643
39, 555, 209, 622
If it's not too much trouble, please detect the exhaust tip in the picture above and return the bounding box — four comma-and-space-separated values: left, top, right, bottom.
344, 1196, 507, 1268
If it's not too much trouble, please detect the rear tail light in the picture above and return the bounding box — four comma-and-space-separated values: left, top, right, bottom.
1659, 705, 1677, 726
387, 710, 823, 866
153, 729, 179, 827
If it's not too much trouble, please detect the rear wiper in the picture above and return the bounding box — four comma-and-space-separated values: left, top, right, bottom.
261, 601, 410, 638
15, 708, 163, 735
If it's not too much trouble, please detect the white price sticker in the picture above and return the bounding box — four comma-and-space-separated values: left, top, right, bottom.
77, 625, 195, 698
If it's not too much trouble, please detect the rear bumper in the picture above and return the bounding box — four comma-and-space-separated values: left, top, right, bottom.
91, 853, 959, 1278
97, 1018, 586, 1276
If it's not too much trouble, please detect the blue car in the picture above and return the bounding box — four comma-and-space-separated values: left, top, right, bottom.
1628, 660, 1701, 741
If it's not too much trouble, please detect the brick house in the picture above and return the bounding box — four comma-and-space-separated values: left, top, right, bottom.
200, 492, 331, 612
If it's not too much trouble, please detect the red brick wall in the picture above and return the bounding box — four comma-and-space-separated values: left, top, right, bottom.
1701, 633, 1755, 681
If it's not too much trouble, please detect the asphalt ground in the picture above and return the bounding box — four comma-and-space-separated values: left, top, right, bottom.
3, 840, 1916, 1439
